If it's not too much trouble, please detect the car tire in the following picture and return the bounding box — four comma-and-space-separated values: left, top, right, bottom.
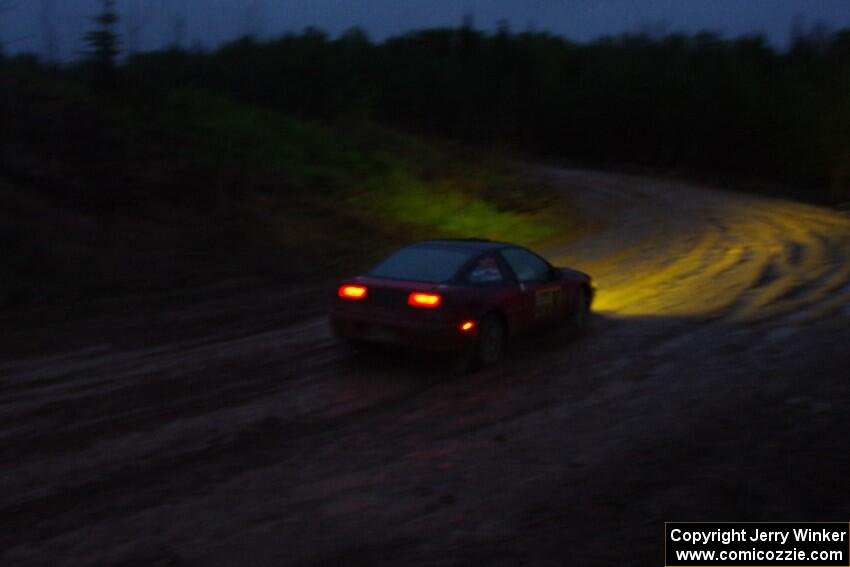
475, 313, 506, 368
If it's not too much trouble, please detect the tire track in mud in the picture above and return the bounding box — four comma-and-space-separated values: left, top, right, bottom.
0, 362, 453, 551
1, 336, 588, 556
0, 329, 342, 457
539, 168, 850, 324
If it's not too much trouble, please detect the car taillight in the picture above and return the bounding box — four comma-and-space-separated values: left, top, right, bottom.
339, 285, 367, 300
408, 292, 442, 308
460, 321, 476, 332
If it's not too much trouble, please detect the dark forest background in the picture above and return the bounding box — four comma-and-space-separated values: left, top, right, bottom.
106, 24, 850, 203
4, 19, 850, 203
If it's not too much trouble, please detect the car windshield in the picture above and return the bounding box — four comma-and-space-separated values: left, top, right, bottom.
368, 246, 474, 283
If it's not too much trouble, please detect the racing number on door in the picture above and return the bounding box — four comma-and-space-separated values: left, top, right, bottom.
534, 287, 561, 319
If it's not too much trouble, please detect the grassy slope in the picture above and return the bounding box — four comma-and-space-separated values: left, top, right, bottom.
0, 69, 575, 315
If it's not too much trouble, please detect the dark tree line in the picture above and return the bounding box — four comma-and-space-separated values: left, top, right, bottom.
84, 0, 120, 87
119, 25, 850, 202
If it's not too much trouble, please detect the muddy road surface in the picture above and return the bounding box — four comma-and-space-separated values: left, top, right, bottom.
2, 168, 850, 566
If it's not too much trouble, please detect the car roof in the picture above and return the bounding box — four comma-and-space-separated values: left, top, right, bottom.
410, 238, 516, 252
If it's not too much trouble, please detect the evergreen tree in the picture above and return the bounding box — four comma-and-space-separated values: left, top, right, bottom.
84, 0, 120, 88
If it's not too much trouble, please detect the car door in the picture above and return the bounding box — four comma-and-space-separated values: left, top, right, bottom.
499, 248, 565, 333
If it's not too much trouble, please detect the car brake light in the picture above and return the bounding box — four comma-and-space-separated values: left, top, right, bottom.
408, 292, 442, 308
339, 285, 367, 300
460, 321, 476, 332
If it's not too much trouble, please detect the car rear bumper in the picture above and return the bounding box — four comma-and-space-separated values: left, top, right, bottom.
330, 311, 478, 352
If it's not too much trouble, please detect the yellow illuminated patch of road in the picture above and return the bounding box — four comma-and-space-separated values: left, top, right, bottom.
538, 168, 850, 323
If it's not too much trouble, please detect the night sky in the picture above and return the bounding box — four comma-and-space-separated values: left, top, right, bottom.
2, 0, 849, 60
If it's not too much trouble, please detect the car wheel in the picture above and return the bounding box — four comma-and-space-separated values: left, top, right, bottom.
475, 313, 506, 368
571, 287, 590, 330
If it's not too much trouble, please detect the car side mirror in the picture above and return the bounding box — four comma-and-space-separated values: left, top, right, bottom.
549, 267, 561, 281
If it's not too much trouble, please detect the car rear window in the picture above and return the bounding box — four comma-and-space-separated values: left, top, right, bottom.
368, 246, 474, 283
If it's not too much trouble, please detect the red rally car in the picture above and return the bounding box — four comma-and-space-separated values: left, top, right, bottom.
330, 239, 594, 367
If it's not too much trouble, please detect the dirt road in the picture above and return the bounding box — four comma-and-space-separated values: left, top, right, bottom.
2, 168, 850, 566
